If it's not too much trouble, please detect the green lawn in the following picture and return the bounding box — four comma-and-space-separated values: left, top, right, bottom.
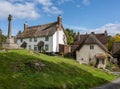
0, 49, 117, 89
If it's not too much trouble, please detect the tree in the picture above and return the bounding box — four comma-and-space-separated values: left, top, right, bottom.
107, 34, 120, 51
0, 29, 6, 43
0, 28, 2, 35
65, 28, 74, 45
17, 30, 22, 36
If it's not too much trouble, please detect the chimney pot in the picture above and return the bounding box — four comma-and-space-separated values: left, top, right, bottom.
57, 15, 62, 26
91, 32, 95, 34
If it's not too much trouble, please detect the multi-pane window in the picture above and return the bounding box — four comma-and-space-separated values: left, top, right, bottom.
29, 38, 32, 42
90, 44, 94, 50
20, 39, 23, 42
45, 44, 49, 50
29, 45, 31, 49
45, 37, 49, 41
34, 45, 37, 51
34, 38, 37, 42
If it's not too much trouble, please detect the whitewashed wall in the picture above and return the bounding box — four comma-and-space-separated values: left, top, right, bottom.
17, 28, 67, 53
76, 44, 106, 64
52, 28, 67, 52
17, 37, 52, 52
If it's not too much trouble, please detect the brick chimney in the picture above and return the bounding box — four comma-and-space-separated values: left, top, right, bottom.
57, 15, 62, 27
24, 22, 28, 31
77, 32, 80, 41
104, 30, 107, 36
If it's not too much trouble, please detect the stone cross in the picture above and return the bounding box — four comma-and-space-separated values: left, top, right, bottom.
8, 14, 12, 38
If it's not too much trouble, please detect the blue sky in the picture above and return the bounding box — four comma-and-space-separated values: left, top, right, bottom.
0, 0, 120, 36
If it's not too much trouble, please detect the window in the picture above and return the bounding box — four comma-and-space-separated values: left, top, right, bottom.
90, 44, 94, 50
45, 37, 49, 41
29, 38, 32, 42
34, 45, 37, 51
20, 39, 23, 42
29, 45, 31, 49
34, 38, 37, 42
45, 44, 49, 50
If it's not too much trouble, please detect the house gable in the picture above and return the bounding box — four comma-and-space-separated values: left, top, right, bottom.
75, 32, 108, 52
75, 32, 108, 65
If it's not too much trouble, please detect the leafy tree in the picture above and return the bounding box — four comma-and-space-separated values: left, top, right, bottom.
0, 28, 2, 35
0, 29, 6, 43
107, 34, 120, 51
65, 28, 74, 45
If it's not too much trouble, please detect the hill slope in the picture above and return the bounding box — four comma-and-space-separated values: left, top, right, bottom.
0, 50, 116, 89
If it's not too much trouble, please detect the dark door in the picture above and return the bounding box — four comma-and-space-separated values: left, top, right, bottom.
38, 46, 42, 52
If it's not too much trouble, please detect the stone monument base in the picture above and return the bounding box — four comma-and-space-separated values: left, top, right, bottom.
6, 38, 14, 44
2, 38, 18, 49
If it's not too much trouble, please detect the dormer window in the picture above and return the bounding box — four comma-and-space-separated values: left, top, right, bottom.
45, 37, 49, 41
90, 44, 94, 50
29, 38, 32, 42
34, 38, 37, 42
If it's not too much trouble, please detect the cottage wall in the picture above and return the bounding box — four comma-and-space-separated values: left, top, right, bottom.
76, 44, 106, 64
52, 28, 67, 52
17, 28, 67, 53
17, 36, 52, 52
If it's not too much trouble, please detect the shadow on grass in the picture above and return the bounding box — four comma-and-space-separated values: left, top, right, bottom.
0, 51, 111, 89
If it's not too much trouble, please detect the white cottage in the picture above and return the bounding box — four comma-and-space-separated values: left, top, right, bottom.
75, 32, 108, 68
17, 16, 67, 53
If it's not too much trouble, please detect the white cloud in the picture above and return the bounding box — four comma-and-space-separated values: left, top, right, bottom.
58, 0, 73, 4
37, 0, 52, 6
43, 6, 62, 14
38, 0, 62, 15
65, 25, 93, 34
65, 23, 120, 35
0, 0, 40, 20
82, 0, 90, 6
94, 23, 120, 35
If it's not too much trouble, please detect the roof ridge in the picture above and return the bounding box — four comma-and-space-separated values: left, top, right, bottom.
28, 21, 57, 28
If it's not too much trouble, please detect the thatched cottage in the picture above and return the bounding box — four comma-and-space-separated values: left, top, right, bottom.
17, 16, 69, 54
73, 31, 108, 68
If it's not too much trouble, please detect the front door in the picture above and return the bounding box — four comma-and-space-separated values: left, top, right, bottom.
38, 46, 42, 52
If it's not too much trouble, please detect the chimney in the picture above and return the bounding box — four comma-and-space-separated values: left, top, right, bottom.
77, 32, 80, 41
91, 32, 95, 35
104, 30, 107, 36
57, 15, 62, 26
24, 22, 28, 31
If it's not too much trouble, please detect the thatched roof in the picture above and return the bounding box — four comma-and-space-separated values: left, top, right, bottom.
75, 32, 108, 52
17, 22, 59, 39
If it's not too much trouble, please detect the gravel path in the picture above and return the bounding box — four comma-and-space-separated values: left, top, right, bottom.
91, 78, 120, 89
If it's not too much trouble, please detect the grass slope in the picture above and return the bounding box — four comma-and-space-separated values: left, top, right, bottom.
0, 50, 117, 89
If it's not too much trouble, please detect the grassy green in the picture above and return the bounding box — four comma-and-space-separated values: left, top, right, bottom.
0, 49, 117, 89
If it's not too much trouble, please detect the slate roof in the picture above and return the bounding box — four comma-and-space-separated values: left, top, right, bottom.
17, 22, 61, 39
75, 32, 108, 52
